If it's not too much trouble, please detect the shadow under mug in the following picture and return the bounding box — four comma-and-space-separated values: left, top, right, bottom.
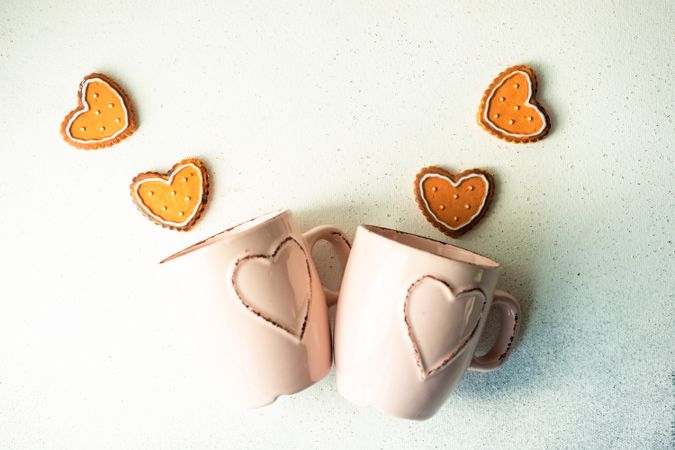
334, 225, 521, 420
160, 209, 350, 408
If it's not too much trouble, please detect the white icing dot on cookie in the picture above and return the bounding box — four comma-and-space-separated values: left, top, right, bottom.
432, 187, 438, 191
95, 110, 101, 115
499, 96, 506, 102
115, 118, 121, 123
178, 211, 185, 217
453, 194, 459, 199
494, 113, 500, 119
509, 119, 515, 125
513, 83, 519, 88
439, 205, 446, 210
527, 116, 533, 121
99, 126, 105, 131
184, 196, 191, 201
182, 177, 188, 182
464, 204, 471, 209
161, 205, 167, 211
93, 93, 99, 99
108, 103, 114, 108
79, 126, 86, 131
171, 190, 176, 196
453, 216, 459, 221
149, 191, 154, 196
468, 185, 475, 191
514, 105, 520, 110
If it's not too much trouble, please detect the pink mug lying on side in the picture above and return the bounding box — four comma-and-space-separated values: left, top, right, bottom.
334, 225, 521, 420
161, 210, 350, 408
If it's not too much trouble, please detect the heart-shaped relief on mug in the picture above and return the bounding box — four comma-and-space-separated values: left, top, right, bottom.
232, 237, 312, 340
404, 276, 487, 378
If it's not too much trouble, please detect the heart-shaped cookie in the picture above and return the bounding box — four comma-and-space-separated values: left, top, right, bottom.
478, 65, 550, 143
414, 166, 494, 238
61, 73, 136, 150
404, 276, 487, 378
130, 158, 209, 231
232, 237, 312, 340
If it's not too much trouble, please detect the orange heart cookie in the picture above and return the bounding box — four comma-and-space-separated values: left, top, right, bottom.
61, 73, 136, 150
130, 158, 209, 231
478, 65, 550, 143
414, 166, 495, 238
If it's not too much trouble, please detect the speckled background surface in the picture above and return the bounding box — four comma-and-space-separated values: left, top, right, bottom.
1, 0, 673, 448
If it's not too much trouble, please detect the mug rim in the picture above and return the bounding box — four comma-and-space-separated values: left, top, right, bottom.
359, 224, 501, 270
159, 209, 289, 264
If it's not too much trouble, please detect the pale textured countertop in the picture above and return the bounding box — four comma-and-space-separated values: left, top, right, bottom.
1, 1, 673, 448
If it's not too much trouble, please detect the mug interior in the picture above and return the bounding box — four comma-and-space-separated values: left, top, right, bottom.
160, 209, 286, 264
362, 225, 499, 268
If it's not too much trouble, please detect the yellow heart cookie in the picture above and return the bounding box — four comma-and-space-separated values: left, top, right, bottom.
414, 166, 495, 238
61, 73, 136, 150
130, 158, 209, 231
478, 65, 550, 143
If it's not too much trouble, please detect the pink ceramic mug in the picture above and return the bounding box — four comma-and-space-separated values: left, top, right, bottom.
334, 225, 521, 420
161, 209, 350, 408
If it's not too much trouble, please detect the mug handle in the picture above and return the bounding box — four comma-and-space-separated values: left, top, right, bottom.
468, 289, 521, 372
302, 225, 351, 307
